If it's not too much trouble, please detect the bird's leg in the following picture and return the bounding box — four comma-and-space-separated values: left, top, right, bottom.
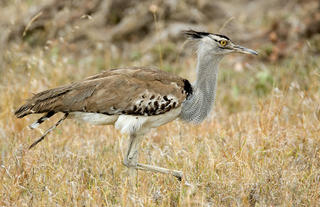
123, 134, 183, 181
122, 133, 142, 192
123, 134, 141, 178
136, 163, 183, 181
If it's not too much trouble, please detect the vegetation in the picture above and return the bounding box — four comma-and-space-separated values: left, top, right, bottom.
1, 0, 320, 206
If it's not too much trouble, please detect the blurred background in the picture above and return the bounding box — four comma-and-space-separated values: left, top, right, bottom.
1, 0, 320, 107
1, 0, 320, 206
1, 0, 320, 112
1, 0, 319, 65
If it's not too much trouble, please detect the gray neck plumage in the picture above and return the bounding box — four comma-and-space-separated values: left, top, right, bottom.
180, 45, 223, 123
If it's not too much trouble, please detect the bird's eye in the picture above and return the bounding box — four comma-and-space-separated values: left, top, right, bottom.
219, 40, 227, 46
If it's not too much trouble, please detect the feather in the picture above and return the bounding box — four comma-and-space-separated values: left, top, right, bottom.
15, 67, 192, 117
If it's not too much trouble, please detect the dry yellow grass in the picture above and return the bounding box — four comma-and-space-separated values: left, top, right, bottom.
1, 1, 320, 206
1, 39, 320, 206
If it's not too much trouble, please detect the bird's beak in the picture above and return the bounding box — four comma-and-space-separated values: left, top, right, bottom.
232, 44, 258, 55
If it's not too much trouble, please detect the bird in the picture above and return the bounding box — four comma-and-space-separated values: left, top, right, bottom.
14, 30, 257, 180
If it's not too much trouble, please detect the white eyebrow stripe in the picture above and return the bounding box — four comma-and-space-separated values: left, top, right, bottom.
208, 35, 228, 42
208, 36, 219, 42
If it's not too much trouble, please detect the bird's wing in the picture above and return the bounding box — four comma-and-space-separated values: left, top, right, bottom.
15, 67, 193, 118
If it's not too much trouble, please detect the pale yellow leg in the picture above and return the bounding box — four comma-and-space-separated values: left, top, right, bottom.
123, 134, 183, 181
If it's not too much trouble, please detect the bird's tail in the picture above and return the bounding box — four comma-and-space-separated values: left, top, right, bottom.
14, 103, 34, 118
14, 85, 71, 118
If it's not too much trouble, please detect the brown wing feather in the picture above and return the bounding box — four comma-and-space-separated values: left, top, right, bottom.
15, 67, 192, 118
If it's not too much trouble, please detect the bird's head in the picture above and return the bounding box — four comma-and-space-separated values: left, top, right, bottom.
184, 30, 258, 56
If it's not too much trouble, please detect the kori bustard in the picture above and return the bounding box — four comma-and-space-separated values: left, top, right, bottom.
15, 30, 257, 180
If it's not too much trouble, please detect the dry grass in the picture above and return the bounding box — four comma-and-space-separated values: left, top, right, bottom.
1, 41, 320, 207
1, 1, 320, 206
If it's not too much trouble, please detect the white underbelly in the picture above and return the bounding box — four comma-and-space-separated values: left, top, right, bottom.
69, 107, 181, 135
69, 112, 118, 125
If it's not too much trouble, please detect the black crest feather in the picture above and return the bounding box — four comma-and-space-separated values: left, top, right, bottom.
183, 30, 210, 39
183, 29, 231, 41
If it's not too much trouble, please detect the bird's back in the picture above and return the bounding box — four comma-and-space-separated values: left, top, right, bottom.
15, 67, 192, 121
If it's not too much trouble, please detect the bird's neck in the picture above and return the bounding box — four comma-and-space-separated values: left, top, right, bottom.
180, 50, 223, 123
